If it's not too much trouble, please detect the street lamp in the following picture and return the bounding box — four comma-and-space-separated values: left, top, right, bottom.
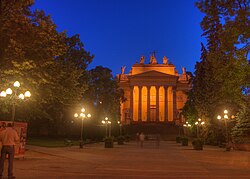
0, 81, 31, 123
217, 109, 234, 151
183, 121, 191, 127
183, 121, 191, 136
195, 118, 205, 138
74, 108, 91, 148
102, 117, 111, 137
117, 121, 122, 136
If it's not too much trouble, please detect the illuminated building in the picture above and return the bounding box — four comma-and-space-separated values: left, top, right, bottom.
117, 55, 191, 126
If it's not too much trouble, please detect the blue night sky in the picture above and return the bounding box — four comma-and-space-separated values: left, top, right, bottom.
33, 0, 204, 75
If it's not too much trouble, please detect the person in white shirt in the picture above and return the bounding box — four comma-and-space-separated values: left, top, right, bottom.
139, 132, 145, 148
0, 123, 19, 179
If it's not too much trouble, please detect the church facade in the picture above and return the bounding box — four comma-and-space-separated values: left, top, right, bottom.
117, 55, 191, 125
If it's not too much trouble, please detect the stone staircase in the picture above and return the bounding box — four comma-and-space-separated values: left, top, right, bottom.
124, 122, 183, 140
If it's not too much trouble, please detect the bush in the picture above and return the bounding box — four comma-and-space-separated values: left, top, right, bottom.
117, 136, 125, 145
192, 138, 204, 150
176, 136, 182, 143
232, 102, 250, 144
182, 137, 188, 146
125, 135, 130, 142
104, 137, 114, 148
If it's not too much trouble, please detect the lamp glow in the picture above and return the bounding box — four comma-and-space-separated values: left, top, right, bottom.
13, 81, 20, 87
74, 113, 78, 118
24, 91, 31, 97
6, 88, 12, 95
0, 91, 6, 97
80, 113, 86, 118
18, 94, 24, 99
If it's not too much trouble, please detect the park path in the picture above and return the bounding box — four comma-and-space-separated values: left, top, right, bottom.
8, 141, 250, 179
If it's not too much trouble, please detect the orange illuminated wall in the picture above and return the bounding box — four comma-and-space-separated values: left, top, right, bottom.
142, 86, 147, 121
133, 86, 139, 121
168, 86, 173, 121
150, 86, 156, 121
131, 66, 176, 75
159, 86, 165, 121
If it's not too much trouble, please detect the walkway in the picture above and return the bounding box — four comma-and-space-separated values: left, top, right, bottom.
8, 141, 250, 178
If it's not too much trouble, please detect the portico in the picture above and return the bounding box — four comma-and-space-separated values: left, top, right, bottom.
118, 55, 191, 125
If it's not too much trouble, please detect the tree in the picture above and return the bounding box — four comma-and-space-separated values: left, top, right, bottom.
0, 1, 62, 122
185, 0, 250, 143
231, 96, 250, 144
83, 66, 125, 123
196, 0, 222, 52
0, 0, 93, 136
39, 34, 93, 136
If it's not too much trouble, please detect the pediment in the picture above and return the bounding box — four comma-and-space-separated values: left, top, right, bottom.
129, 70, 178, 79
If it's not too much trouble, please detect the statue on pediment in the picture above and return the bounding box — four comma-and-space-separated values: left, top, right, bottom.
163, 56, 168, 64
140, 56, 145, 64
182, 67, 186, 74
121, 66, 126, 74
150, 54, 157, 64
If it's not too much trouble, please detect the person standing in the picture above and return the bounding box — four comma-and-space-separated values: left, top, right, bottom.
0, 123, 19, 179
139, 132, 145, 148
136, 132, 140, 145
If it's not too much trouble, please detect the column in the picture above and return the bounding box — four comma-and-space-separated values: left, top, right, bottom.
138, 86, 142, 122
164, 86, 168, 122
173, 86, 177, 121
130, 86, 133, 121
156, 86, 160, 122
147, 86, 150, 122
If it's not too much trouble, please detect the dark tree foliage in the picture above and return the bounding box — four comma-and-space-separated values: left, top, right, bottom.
183, 0, 250, 143
83, 66, 125, 124
231, 95, 250, 143
181, 90, 198, 128
196, 0, 222, 52
0, 0, 93, 136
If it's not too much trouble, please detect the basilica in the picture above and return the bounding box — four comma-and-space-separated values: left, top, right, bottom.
117, 55, 191, 126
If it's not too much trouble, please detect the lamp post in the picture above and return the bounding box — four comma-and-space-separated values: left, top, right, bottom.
217, 109, 234, 151
195, 118, 205, 138
74, 108, 91, 148
0, 81, 31, 123
117, 121, 122, 136
183, 121, 191, 136
183, 121, 191, 127
102, 117, 111, 137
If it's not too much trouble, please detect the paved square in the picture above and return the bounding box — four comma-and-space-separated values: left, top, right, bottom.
8, 141, 250, 178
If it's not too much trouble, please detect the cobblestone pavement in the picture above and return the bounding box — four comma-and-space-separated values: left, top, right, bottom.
3, 141, 250, 179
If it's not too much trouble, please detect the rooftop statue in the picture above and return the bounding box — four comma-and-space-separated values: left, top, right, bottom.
150, 54, 157, 64
140, 56, 145, 64
163, 56, 168, 64
182, 67, 186, 74
121, 66, 126, 74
